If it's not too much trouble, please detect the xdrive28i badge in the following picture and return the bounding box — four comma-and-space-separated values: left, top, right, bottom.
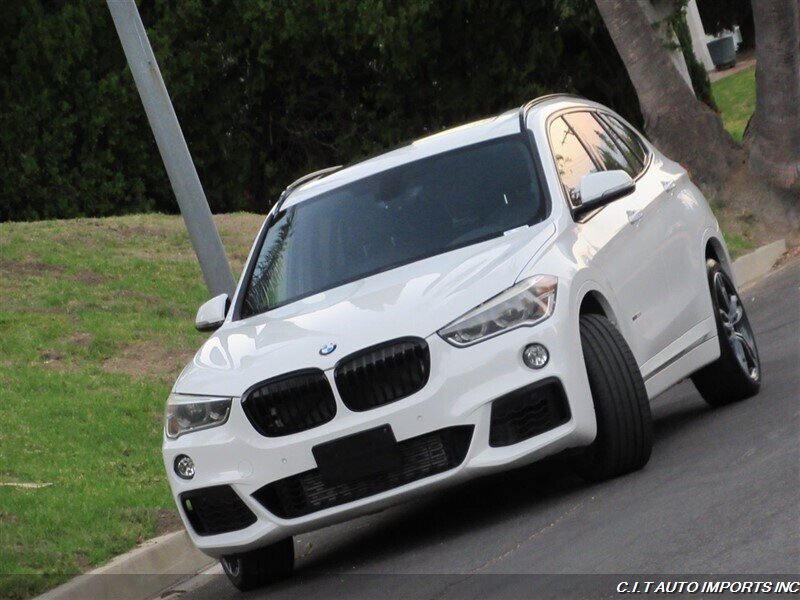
319, 343, 337, 356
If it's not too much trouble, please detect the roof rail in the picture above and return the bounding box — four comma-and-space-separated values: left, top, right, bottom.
278, 165, 343, 204
518, 93, 587, 131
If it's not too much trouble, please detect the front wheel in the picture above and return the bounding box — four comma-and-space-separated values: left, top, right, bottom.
691, 259, 761, 406
578, 314, 653, 481
220, 537, 294, 592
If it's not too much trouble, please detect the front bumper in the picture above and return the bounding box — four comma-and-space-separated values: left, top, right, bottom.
163, 315, 597, 558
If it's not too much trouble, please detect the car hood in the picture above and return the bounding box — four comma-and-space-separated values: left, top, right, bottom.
174, 222, 555, 396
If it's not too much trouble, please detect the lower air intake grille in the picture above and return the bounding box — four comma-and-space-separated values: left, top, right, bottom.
179, 485, 257, 536
253, 426, 473, 519
334, 338, 430, 411
489, 378, 570, 447
242, 369, 336, 437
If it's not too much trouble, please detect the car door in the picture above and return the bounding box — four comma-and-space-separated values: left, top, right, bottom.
599, 112, 709, 340
549, 111, 672, 367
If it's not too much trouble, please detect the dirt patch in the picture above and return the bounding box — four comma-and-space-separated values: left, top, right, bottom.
113, 224, 160, 240
0, 258, 65, 278
711, 165, 800, 249
102, 340, 195, 381
773, 245, 800, 270
0, 511, 18, 524
155, 508, 183, 536
0, 257, 107, 286
38, 349, 77, 374
73, 269, 108, 285
81, 218, 179, 240
39, 349, 63, 363
74, 552, 92, 571
72, 332, 93, 346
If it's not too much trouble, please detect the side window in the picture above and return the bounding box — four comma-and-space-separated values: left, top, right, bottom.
563, 112, 636, 177
597, 113, 649, 173
548, 116, 598, 205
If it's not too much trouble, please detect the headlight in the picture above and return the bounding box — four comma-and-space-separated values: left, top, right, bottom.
438, 275, 557, 347
165, 394, 232, 439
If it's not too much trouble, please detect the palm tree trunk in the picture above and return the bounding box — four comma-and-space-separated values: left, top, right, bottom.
595, 0, 741, 188
745, 0, 800, 191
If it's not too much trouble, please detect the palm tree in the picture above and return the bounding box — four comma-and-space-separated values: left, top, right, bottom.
745, 0, 800, 191
594, 0, 740, 188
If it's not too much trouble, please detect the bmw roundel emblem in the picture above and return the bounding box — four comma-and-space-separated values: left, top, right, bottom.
319, 343, 337, 356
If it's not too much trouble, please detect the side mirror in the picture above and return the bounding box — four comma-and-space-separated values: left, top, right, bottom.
195, 294, 230, 332
575, 170, 635, 215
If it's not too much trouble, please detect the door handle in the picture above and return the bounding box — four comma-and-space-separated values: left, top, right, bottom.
662, 179, 677, 193
627, 209, 644, 225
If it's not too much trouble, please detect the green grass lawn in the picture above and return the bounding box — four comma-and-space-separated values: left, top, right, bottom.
722, 232, 754, 257
0, 214, 263, 599
711, 66, 756, 143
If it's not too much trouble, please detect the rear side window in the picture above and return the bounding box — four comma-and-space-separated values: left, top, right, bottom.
548, 116, 598, 205
597, 113, 648, 172
563, 112, 636, 177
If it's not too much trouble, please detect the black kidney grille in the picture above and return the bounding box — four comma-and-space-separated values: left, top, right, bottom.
334, 338, 430, 411
179, 485, 257, 536
242, 369, 336, 437
489, 378, 570, 447
253, 426, 473, 519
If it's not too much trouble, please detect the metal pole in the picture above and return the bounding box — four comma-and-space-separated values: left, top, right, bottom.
107, 0, 236, 298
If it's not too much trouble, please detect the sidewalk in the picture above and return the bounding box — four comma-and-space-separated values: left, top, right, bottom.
709, 57, 755, 83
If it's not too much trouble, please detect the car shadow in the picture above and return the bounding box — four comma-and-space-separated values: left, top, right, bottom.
290, 390, 714, 576
293, 459, 580, 574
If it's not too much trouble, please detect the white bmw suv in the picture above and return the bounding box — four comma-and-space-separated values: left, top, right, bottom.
163, 95, 760, 590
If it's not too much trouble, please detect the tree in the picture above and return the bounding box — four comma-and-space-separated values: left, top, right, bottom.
668, 5, 717, 110
744, 0, 800, 191
594, 0, 740, 187
0, 0, 160, 221
1, 0, 644, 221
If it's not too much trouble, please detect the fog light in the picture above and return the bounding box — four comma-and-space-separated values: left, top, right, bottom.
522, 344, 549, 369
174, 455, 195, 480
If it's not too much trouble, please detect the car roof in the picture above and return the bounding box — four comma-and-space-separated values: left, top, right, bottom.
281, 94, 589, 209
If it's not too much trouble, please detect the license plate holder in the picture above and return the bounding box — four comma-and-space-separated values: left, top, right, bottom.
312, 425, 401, 485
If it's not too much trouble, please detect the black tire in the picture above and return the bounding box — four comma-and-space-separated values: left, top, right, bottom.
578, 314, 653, 481
220, 537, 294, 592
690, 259, 761, 406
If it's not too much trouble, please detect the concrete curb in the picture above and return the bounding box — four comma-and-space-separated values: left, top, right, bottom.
733, 239, 787, 288
36, 240, 788, 600
37, 530, 214, 600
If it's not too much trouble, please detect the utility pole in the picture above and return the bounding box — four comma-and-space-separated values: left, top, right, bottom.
107, 0, 236, 298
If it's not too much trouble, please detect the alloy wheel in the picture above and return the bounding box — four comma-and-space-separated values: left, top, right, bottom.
713, 271, 759, 381
221, 556, 241, 577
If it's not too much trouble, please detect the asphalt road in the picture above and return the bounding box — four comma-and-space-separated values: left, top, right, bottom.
162, 261, 800, 599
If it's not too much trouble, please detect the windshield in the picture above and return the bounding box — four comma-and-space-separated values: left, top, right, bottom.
240, 136, 546, 318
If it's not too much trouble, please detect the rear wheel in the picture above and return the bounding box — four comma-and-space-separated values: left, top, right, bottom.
220, 537, 294, 592
691, 259, 760, 406
578, 314, 653, 480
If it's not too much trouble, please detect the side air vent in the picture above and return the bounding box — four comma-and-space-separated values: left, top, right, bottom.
489, 378, 570, 447
179, 485, 257, 536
